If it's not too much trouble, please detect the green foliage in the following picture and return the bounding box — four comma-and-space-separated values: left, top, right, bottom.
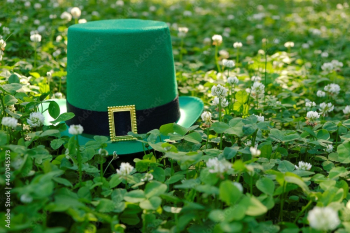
1, 0, 350, 232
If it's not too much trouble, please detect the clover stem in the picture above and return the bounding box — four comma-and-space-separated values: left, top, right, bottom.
264, 39, 267, 103
250, 175, 253, 194
215, 45, 221, 73
76, 135, 82, 187
103, 158, 114, 176
142, 143, 146, 156
218, 99, 223, 150
205, 127, 210, 150
179, 38, 184, 63
34, 43, 37, 69
59, 76, 62, 93
279, 181, 286, 222
100, 154, 103, 178
293, 200, 313, 224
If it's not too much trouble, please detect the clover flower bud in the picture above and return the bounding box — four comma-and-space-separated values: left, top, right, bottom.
212, 34, 223, 45
68, 124, 84, 135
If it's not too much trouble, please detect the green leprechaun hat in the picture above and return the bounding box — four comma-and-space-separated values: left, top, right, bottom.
43, 19, 204, 155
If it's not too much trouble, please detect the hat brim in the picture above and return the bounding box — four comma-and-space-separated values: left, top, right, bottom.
42, 96, 204, 155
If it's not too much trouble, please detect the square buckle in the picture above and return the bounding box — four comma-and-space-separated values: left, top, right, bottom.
108, 105, 138, 142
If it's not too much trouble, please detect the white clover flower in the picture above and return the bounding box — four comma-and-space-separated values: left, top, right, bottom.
178, 27, 189, 34
7, 0, 14, 3
203, 37, 211, 45
92, 11, 99, 17
3, 27, 10, 35
320, 52, 330, 60
0, 50, 3, 61
250, 147, 261, 157
116, 162, 134, 176
68, 124, 84, 135
284, 41, 294, 48
24, 1, 31, 7
247, 35, 254, 42
112, 151, 119, 160
49, 14, 57, 19
71, 7, 81, 18
219, 50, 229, 58
233, 42, 243, 48
47, 71, 52, 78
27, 112, 45, 127
325, 144, 333, 153
78, 19, 87, 24
54, 92, 63, 99
183, 10, 192, 16
251, 76, 261, 82
317, 90, 326, 97
220, 98, 228, 108
343, 106, 350, 115
201, 111, 212, 124
212, 34, 223, 45
321, 52, 328, 58
56, 35, 62, 42
233, 182, 243, 192
116, 0, 124, 6
321, 62, 334, 72
227, 76, 239, 85
245, 140, 252, 146
258, 49, 265, 55
307, 206, 340, 231
53, 49, 61, 57
34, 3, 41, 9
0, 39, 6, 50
302, 43, 310, 49
61, 12, 72, 21
324, 83, 340, 96
206, 157, 232, 174
253, 114, 264, 122
250, 81, 265, 98
20, 194, 33, 203
211, 97, 219, 106
37, 26, 46, 33
141, 173, 153, 182
306, 111, 320, 120
2, 117, 18, 129
99, 148, 108, 156
211, 84, 228, 98
30, 33, 42, 42
310, 28, 321, 36
331, 60, 343, 69
314, 49, 322, 55
273, 38, 280, 44
295, 161, 312, 170
223, 60, 235, 68
319, 102, 334, 116
305, 101, 316, 108
34, 19, 40, 25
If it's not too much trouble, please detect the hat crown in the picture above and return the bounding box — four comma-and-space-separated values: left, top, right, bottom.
67, 19, 177, 111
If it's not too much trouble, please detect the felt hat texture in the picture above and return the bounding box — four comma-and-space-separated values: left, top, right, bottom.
43, 19, 204, 155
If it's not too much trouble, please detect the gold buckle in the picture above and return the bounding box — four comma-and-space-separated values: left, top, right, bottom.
108, 105, 138, 142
